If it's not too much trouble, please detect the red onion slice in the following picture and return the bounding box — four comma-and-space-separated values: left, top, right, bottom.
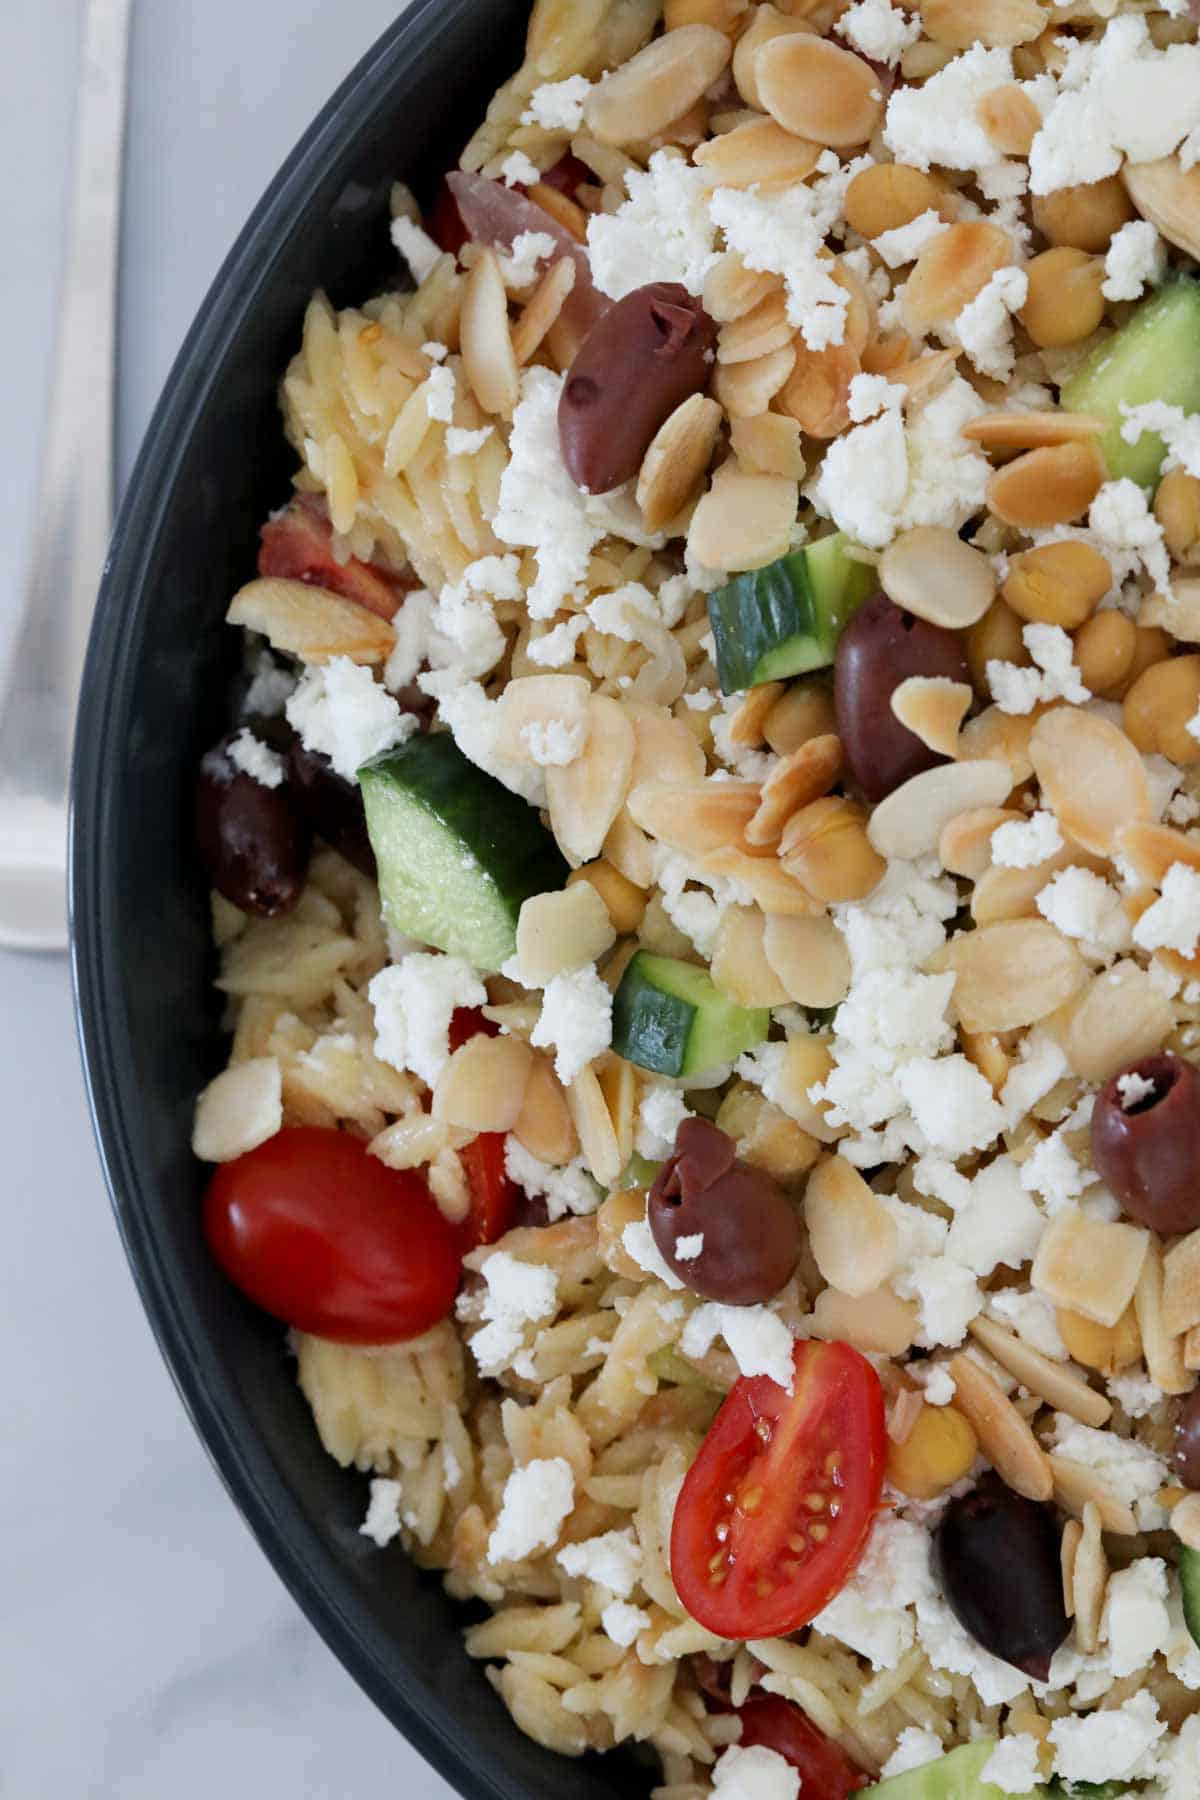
447, 170, 608, 340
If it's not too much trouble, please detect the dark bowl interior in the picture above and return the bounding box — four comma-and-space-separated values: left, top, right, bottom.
71, 6, 643, 1797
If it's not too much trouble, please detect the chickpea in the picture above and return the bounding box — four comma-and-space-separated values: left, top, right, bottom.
763, 680, 837, 755
1123, 654, 1200, 763
1156, 467, 1200, 566
844, 162, 946, 240
1074, 610, 1137, 696
1110, 624, 1172, 699
966, 599, 1030, 694
976, 83, 1041, 157
1057, 1303, 1142, 1376
887, 1403, 979, 1500
1020, 247, 1106, 349
1031, 177, 1135, 253
566, 861, 646, 935
1002, 540, 1111, 628
665, 0, 749, 32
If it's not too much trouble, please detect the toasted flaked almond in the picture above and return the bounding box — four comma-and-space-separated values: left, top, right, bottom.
512, 257, 576, 365
461, 249, 519, 418
756, 35, 883, 147
780, 795, 886, 903
629, 777, 762, 858
627, 701, 707, 788
957, 705, 1035, 785
596, 1184, 648, 1280
192, 1058, 282, 1163
832, 259, 876, 358
688, 463, 800, 572
526, 181, 587, 243
584, 24, 731, 145
881, 527, 997, 631
598, 1052, 637, 1170
887, 1387, 926, 1447
963, 409, 1106, 451
968, 1316, 1111, 1428
1030, 706, 1151, 855
718, 289, 793, 365
762, 912, 851, 1009
1144, 572, 1200, 640
716, 1081, 821, 1183
703, 253, 780, 325
1174, 1493, 1200, 1552
806, 1156, 899, 1298
776, 340, 860, 440
863, 330, 915, 378
939, 805, 1023, 879
746, 735, 842, 846
729, 413, 806, 481
886, 349, 958, 406
1163, 1230, 1200, 1341
433, 1033, 534, 1132
867, 760, 1013, 861
694, 115, 822, 189
937, 918, 1088, 1033
567, 1062, 622, 1190
1122, 155, 1200, 263
1049, 1455, 1138, 1536
947, 1353, 1053, 1502
730, 681, 786, 749
902, 220, 1012, 335
921, 0, 1045, 46
976, 82, 1042, 156
226, 577, 395, 665
890, 677, 973, 760
1031, 1204, 1150, 1329
1136, 1238, 1193, 1396
810, 1284, 920, 1357
701, 845, 822, 917
515, 884, 616, 987
494, 674, 592, 765
511, 1054, 579, 1165
546, 695, 636, 867
1061, 1516, 1081, 1617
1073, 1501, 1108, 1652
962, 1027, 1010, 1093
763, 681, 837, 757
969, 845, 1083, 928
1058, 960, 1174, 1085
714, 343, 796, 417
986, 440, 1107, 530
1056, 1302, 1143, 1378
763, 1034, 842, 1143
636, 394, 723, 533
731, 5, 813, 109
711, 905, 792, 1008
1115, 820, 1200, 888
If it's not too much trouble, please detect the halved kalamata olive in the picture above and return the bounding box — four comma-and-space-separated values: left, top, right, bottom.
834, 592, 970, 802
1091, 1053, 1200, 1235
287, 742, 376, 877
1176, 1389, 1200, 1490
558, 282, 718, 495
648, 1117, 801, 1304
196, 736, 311, 917
934, 1473, 1069, 1681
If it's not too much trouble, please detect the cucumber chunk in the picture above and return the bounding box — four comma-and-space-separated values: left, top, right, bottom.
855, 1741, 1012, 1800
1048, 1783, 1126, 1800
358, 733, 568, 972
1181, 1543, 1200, 1650
612, 950, 770, 1077
707, 532, 875, 693
1060, 278, 1200, 486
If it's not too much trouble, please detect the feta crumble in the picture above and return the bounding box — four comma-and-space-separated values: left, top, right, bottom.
952, 267, 1028, 383
674, 1233, 704, 1262
557, 1527, 641, 1597
466, 1250, 559, 1377
587, 150, 718, 301
286, 657, 417, 780
987, 623, 1090, 714
1117, 1069, 1157, 1111
711, 1744, 800, 1800
504, 1138, 601, 1222
521, 76, 591, 132
360, 1477, 404, 1548
1132, 862, 1200, 959
487, 1458, 575, 1564
368, 953, 486, 1087
500, 149, 540, 189
391, 213, 441, 285
530, 965, 613, 1086
981, 1736, 1044, 1795
881, 1730, 945, 1779
872, 209, 947, 270
601, 1601, 650, 1647
991, 810, 1062, 869
1103, 220, 1167, 303
227, 727, 285, 789
836, 0, 919, 64
681, 1302, 795, 1389
1049, 1689, 1166, 1785
1036, 866, 1130, 961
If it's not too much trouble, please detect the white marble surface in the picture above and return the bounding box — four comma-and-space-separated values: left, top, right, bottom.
0, 4, 459, 1793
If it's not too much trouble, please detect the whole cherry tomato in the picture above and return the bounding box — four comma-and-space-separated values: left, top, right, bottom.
670, 1340, 886, 1640
203, 1126, 461, 1344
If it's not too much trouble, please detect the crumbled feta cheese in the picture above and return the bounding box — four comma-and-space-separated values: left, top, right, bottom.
681, 1303, 795, 1389
622, 1214, 686, 1290
588, 150, 718, 301
898, 376, 993, 536
812, 1514, 934, 1668
674, 1233, 704, 1262
916, 1589, 1032, 1706
1103, 220, 1167, 303
1156, 1714, 1200, 1800
881, 1730, 945, 1780
500, 149, 540, 189
981, 1736, 1044, 1795
1089, 477, 1173, 599
1117, 1069, 1157, 1111
884, 45, 1023, 174
1050, 1415, 1170, 1529
493, 366, 604, 620
835, 0, 919, 64
1101, 1557, 1172, 1678
893, 1255, 983, 1349
601, 1601, 651, 1647
894, 1055, 1005, 1158
953, 267, 1028, 382
445, 425, 494, 458
501, 230, 557, 289
530, 966, 613, 1086
709, 176, 859, 351
1036, 866, 1131, 961
466, 1249, 559, 1376
991, 810, 1063, 869
360, 1477, 404, 1548
810, 407, 909, 549
391, 213, 441, 284
1049, 1689, 1166, 1785
637, 1084, 691, 1159
368, 954, 486, 1087
521, 76, 591, 132
1019, 1127, 1096, 1210
487, 1458, 575, 1564
848, 373, 906, 423
986, 1287, 1069, 1361
712, 1744, 800, 1800
917, 1364, 957, 1406
242, 648, 296, 718
520, 718, 584, 766
944, 1155, 1045, 1278
421, 340, 447, 362
425, 362, 455, 423
987, 623, 1090, 715
226, 727, 286, 788
1133, 862, 1200, 959
999, 1033, 1070, 1130
1109, 1370, 1165, 1420
557, 1528, 641, 1597
872, 209, 947, 270
431, 679, 546, 806
504, 1138, 600, 1222
286, 657, 417, 780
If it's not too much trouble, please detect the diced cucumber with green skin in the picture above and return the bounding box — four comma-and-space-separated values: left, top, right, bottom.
1181, 1544, 1200, 1650
611, 950, 770, 1077
707, 532, 875, 693
616, 1152, 662, 1192
1060, 278, 1200, 487
855, 1741, 1013, 1800
1048, 1782, 1127, 1800
358, 734, 568, 973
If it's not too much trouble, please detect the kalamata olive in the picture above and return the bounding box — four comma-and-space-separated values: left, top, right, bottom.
196, 736, 311, 917
287, 742, 377, 877
934, 1473, 1070, 1681
558, 282, 717, 494
1091, 1053, 1200, 1235
1176, 1389, 1200, 1490
834, 592, 970, 803
648, 1117, 801, 1304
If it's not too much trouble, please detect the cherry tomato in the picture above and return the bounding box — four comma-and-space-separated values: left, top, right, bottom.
203, 1126, 461, 1344
670, 1340, 886, 1640
448, 1008, 522, 1250
539, 151, 594, 197
258, 495, 411, 621
736, 1697, 867, 1800
427, 177, 470, 257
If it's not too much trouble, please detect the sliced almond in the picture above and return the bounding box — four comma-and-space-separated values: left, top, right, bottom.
627, 700, 707, 788
810, 1284, 920, 1357
1030, 706, 1151, 856
986, 441, 1106, 531
902, 220, 1013, 336
515, 884, 616, 987
1115, 819, 1200, 888
756, 35, 883, 147
583, 24, 732, 146
710, 905, 791, 1008
688, 463, 800, 572
890, 677, 973, 759
432, 1034, 534, 1132
1031, 1205, 1150, 1329
866, 760, 1013, 860
937, 919, 1089, 1033
701, 845, 822, 917
730, 681, 786, 749
703, 253, 780, 325
968, 1316, 1111, 1428
948, 1352, 1054, 1502
745, 735, 843, 846
776, 340, 860, 440
628, 777, 762, 858
1057, 959, 1174, 1085
226, 577, 395, 665
460, 249, 519, 418
637, 393, 723, 533
806, 1155, 899, 1298
762, 913, 851, 1009
1073, 1501, 1108, 1653
1187, 1325, 1200, 1374
494, 674, 592, 764
718, 289, 794, 365
1060, 1517, 1081, 1618
763, 1034, 842, 1143
1163, 1230, 1200, 1341
729, 413, 806, 481
880, 527, 996, 630
511, 1054, 579, 1165
939, 806, 1023, 880
969, 845, 1085, 928
1049, 1455, 1138, 1536
546, 695, 636, 867
714, 343, 797, 418
1122, 155, 1200, 263
957, 705, 1036, 786
604, 807, 657, 890
963, 410, 1106, 452
693, 115, 822, 189
1174, 1493, 1200, 1552
512, 257, 577, 365
1135, 1238, 1193, 1396
567, 1062, 622, 1189
920, 0, 1045, 48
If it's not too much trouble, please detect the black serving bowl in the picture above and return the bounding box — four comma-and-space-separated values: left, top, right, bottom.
71, 6, 638, 1797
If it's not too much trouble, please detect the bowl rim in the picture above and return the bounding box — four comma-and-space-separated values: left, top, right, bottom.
70, 6, 532, 1796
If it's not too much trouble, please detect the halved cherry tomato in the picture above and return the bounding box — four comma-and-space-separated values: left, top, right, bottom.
670, 1339, 886, 1640
427, 177, 470, 257
539, 151, 594, 197
258, 495, 411, 621
203, 1126, 461, 1344
736, 1696, 866, 1800
449, 1007, 522, 1250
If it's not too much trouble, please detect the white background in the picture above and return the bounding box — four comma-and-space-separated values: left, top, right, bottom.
0, 4, 459, 1794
